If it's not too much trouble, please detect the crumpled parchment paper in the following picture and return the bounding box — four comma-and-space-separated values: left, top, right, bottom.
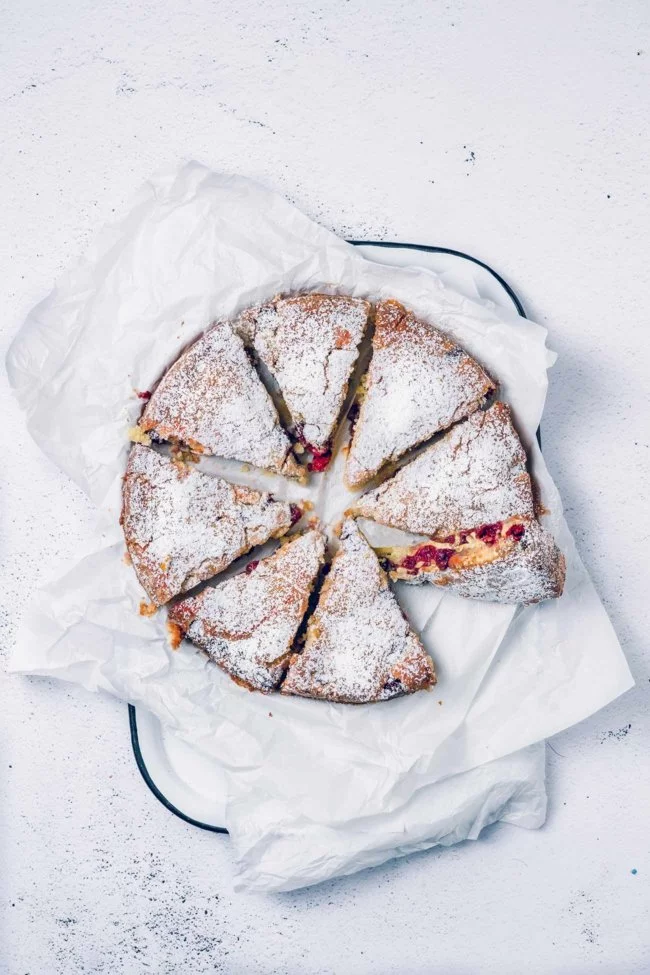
6, 163, 633, 892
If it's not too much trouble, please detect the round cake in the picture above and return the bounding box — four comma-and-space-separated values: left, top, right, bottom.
122, 293, 565, 703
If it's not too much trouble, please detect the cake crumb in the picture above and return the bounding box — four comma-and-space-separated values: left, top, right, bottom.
170, 443, 200, 464
139, 600, 157, 617
128, 425, 152, 447
167, 620, 183, 650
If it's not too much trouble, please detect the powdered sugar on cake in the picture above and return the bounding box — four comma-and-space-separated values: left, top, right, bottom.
282, 519, 436, 703
140, 318, 300, 477
121, 445, 295, 605
123, 294, 566, 696
236, 294, 370, 453
353, 402, 534, 536
345, 299, 495, 488
168, 529, 326, 692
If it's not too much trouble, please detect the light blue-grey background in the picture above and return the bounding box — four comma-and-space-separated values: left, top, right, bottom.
2, 1, 648, 971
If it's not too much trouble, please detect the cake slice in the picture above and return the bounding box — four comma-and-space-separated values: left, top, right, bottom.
168, 529, 326, 693
282, 519, 436, 704
138, 318, 302, 478
381, 517, 565, 605
121, 445, 301, 606
350, 402, 534, 536
236, 294, 371, 467
345, 299, 495, 488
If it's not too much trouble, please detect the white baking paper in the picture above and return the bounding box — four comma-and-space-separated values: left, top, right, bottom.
6, 162, 633, 892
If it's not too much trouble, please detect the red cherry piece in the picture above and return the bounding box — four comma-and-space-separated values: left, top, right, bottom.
506, 522, 526, 541
401, 544, 454, 572
432, 548, 454, 570
289, 504, 302, 526
475, 522, 503, 545
245, 560, 259, 574
137, 390, 152, 400
400, 552, 421, 571
308, 452, 332, 472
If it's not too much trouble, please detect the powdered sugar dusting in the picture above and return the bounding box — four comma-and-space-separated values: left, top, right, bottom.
395, 519, 566, 604
140, 318, 299, 476
282, 519, 436, 704
236, 294, 370, 452
125, 295, 564, 693
346, 299, 495, 487
168, 529, 326, 692
121, 445, 295, 605
353, 402, 534, 536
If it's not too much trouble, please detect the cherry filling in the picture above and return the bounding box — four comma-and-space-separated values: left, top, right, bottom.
308, 451, 332, 472
289, 504, 303, 526
475, 521, 503, 546
441, 530, 470, 545
245, 560, 260, 574
397, 521, 527, 575
136, 389, 152, 400
401, 545, 454, 573
295, 427, 333, 472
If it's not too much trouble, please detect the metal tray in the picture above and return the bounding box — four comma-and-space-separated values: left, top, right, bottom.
129, 241, 527, 834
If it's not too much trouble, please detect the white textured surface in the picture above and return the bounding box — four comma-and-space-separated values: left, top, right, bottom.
1, 1, 649, 972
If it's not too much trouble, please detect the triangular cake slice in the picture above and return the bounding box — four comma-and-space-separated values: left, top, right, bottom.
345, 299, 495, 488
236, 294, 371, 466
168, 529, 326, 693
139, 318, 302, 478
382, 517, 565, 604
351, 402, 534, 536
282, 519, 436, 704
121, 445, 301, 605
